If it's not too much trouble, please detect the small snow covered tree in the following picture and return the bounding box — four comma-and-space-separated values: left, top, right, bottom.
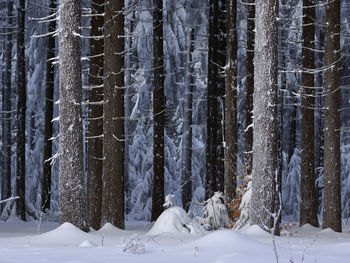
250, 0, 279, 234
58, 0, 88, 231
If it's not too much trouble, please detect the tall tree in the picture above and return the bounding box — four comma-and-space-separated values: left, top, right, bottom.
58, 0, 88, 231
16, 0, 26, 221
151, 0, 165, 221
300, 0, 318, 227
101, 0, 125, 229
250, 0, 279, 233
206, 0, 226, 199
87, 0, 104, 230
323, 0, 341, 232
224, 0, 237, 211
1, 0, 13, 212
41, 0, 56, 212
182, 28, 194, 212
245, 0, 255, 178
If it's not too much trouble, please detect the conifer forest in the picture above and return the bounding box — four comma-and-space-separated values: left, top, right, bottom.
1, 0, 350, 251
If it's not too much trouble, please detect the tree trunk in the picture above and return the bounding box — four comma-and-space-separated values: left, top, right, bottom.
300, 0, 318, 227
224, 0, 237, 211
323, 0, 341, 232
245, 0, 254, 178
41, 0, 56, 212
151, 0, 165, 221
182, 28, 194, 212
58, 0, 88, 231
206, 0, 226, 199
87, 0, 104, 230
102, 0, 125, 229
250, 0, 279, 233
16, 0, 26, 221
1, 0, 13, 212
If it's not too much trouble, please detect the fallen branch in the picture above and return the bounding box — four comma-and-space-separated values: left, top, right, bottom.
0, 196, 19, 204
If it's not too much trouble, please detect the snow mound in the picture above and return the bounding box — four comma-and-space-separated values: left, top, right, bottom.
146, 207, 193, 236
245, 225, 270, 236
79, 240, 98, 247
97, 223, 126, 236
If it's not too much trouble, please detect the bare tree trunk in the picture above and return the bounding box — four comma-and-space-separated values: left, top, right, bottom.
16, 0, 26, 221
151, 0, 165, 221
250, 0, 279, 234
245, 0, 254, 178
300, 0, 318, 227
182, 28, 194, 212
224, 0, 237, 210
87, 0, 104, 230
206, 0, 226, 199
1, 0, 13, 212
58, 0, 88, 231
102, 0, 125, 229
323, 0, 341, 233
41, 0, 56, 212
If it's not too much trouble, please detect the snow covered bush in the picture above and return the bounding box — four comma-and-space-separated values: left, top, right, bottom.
234, 180, 252, 230
196, 192, 229, 230
163, 194, 175, 209
123, 234, 146, 254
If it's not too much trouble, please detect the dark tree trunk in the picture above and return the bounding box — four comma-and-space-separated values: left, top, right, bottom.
41, 0, 56, 212
224, 0, 237, 210
300, 0, 319, 227
245, 0, 254, 178
206, 0, 226, 199
1, 0, 13, 212
16, 0, 26, 221
151, 0, 165, 221
102, 0, 125, 229
58, 0, 88, 231
323, 0, 341, 233
87, 0, 104, 230
250, 0, 279, 234
182, 28, 194, 212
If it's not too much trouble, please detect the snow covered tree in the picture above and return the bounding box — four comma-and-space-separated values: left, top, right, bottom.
323, 0, 341, 233
151, 0, 165, 221
102, 0, 125, 229
300, 0, 318, 227
58, 0, 88, 231
250, 0, 279, 233
16, 0, 26, 221
206, 0, 226, 199
87, 0, 104, 230
41, 0, 56, 212
224, 0, 237, 211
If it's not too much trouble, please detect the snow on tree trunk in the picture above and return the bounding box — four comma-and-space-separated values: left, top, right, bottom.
16, 0, 26, 221
323, 0, 341, 233
300, 0, 318, 228
250, 0, 278, 233
87, 0, 104, 230
102, 0, 125, 229
58, 0, 88, 231
224, 0, 237, 211
41, 0, 56, 212
151, 0, 165, 222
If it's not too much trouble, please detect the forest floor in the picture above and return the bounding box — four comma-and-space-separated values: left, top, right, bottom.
0, 218, 350, 263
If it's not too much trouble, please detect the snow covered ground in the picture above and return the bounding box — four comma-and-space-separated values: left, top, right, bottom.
1, 218, 350, 263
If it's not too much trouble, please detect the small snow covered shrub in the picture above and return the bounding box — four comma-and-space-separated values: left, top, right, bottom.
122, 234, 146, 254
196, 192, 229, 230
163, 194, 175, 209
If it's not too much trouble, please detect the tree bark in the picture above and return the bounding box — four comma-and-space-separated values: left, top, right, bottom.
41, 0, 56, 212
151, 0, 165, 221
102, 0, 125, 229
224, 0, 237, 210
87, 0, 104, 230
300, 0, 319, 227
250, 0, 279, 233
323, 0, 341, 232
16, 0, 26, 221
58, 0, 88, 231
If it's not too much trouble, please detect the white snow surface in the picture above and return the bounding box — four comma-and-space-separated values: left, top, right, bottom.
1, 219, 350, 262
